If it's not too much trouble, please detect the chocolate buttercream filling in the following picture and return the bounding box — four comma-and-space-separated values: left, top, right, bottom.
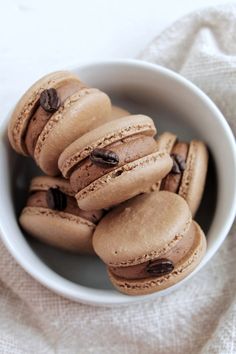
160, 142, 189, 193
24, 80, 86, 156
109, 222, 195, 280
27, 190, 103, 224
70, 134, 158, 193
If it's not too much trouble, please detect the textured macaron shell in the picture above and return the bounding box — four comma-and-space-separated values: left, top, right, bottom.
179, 140, 208, 215
34, 88, 112, 176
93, 191, 192, 266
108, 221, 206, 295
58, 114, 157, 178
111, 105, 130, 119
8, 71, 79, 155
76, 151, 173, 211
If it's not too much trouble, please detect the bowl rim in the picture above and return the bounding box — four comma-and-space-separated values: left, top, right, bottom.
0, 58, 236, 306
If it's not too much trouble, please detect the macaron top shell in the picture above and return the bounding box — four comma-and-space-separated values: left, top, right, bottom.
93, 191, 192, 267
59, 114, 157, 178
29, 175, 75, 196
8, 71, 80, 155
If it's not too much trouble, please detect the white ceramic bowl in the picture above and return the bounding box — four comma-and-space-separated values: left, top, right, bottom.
0, 59, 236, 306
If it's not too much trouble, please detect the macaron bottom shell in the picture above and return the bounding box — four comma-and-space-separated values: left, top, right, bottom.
20, 207, 95, 254
75, 151, 173, 211
107, 221, 206, 295
70, 134, 158, 193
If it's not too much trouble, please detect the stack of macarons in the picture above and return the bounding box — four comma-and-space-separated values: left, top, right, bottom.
8, 70, 209, 296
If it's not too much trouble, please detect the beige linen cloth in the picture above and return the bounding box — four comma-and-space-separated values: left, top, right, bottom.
1, 4, 236, 354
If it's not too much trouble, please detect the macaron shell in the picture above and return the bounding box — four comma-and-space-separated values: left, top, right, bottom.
8, 71, 80, 156
19, 207, 95, 253
111, 106, 130, 119
156, 132, 177, 153
58, 114, 157, 178
34, 89, 112, 176
30, 175, 75, 196
76, 151, 173, 211
93, 190, 191, 266
179, 140, 208, 216
108, 221, 206, 295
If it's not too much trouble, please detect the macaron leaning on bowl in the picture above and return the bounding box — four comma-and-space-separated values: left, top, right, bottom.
93, 191, 207, 295
19, 176, 103, 253
155, 132, 209, 216
8, 71, 112, 176
59, 115, 173, 211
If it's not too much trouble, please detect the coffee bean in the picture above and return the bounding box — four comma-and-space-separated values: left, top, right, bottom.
146, 259, 174, 276
171, 154, 186, 174
40, 88, 61, 113
90, 148, 119, 168
46, 187, 67, 211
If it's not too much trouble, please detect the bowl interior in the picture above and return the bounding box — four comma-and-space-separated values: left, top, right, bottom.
0, 60, 235, 305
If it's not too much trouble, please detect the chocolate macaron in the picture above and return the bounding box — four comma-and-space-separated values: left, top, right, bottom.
155, 132, 208, 215
8, 71, 111, 176
19, 176, 103, 253
59, 115, 173, 211
93, 191, 207, 295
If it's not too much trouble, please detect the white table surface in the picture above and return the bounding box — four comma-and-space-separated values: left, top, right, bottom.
0, 0, 229, 115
